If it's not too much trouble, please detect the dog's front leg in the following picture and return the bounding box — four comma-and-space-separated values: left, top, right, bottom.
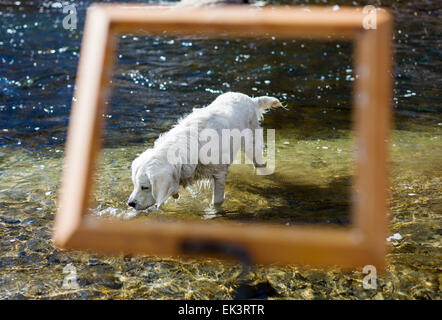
212, 170, 227, 205
253, 128, 266, 168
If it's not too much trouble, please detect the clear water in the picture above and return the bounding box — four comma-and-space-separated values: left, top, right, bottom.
0, 0, 440, 299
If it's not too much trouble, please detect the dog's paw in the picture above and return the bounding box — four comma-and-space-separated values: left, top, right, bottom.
204, 205, 224, 219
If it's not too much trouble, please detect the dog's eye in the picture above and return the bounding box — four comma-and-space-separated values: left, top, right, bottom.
141, 186, 149, 191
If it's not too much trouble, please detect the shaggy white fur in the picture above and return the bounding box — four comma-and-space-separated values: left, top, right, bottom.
128, 92, 283, 210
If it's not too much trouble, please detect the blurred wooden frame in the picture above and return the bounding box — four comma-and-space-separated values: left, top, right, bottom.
54, 4, 393, 270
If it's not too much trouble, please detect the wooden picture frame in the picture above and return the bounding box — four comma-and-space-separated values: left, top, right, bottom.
54, 4, 393, 270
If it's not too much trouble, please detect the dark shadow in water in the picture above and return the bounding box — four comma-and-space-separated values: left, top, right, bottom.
234, 280, 279, 300
223, 173, 352, 226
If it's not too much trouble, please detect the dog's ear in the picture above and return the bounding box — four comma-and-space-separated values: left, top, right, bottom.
150, 167, 179, 207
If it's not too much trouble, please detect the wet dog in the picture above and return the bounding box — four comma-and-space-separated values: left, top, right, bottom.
128, 92, 283, 210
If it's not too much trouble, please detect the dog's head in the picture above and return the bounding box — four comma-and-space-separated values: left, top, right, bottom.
127, 150, 179, 210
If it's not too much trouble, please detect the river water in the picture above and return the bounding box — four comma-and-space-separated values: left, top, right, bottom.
0, 0, 440, 299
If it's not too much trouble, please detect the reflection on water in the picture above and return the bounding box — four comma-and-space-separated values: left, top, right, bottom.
0, 0, 441, 299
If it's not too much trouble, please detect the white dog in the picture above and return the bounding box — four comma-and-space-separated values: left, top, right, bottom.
128, 92, 283, 210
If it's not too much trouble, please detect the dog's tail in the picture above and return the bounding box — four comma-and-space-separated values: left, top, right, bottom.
252, 96, 285, 119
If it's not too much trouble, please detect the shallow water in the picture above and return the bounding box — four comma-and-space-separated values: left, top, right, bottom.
0, 0, 441, 299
